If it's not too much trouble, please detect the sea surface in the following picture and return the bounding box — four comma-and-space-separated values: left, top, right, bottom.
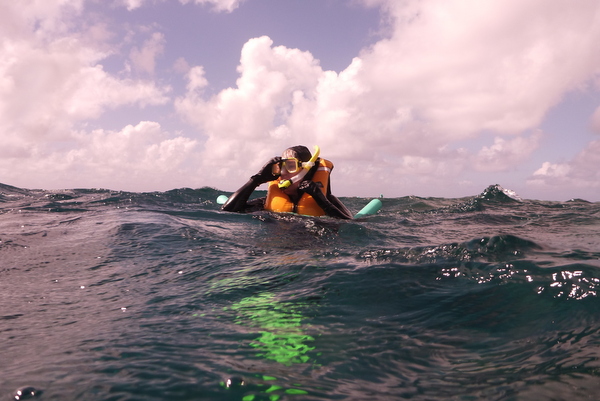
1, 182, 600, 401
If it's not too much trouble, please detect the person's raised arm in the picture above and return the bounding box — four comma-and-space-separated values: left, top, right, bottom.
221, 157, 281, 213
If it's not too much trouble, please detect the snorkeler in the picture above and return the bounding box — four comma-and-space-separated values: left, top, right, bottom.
221, 145, 353, 219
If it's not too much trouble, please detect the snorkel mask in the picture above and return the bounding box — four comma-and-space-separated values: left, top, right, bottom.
277, 145, 320, 189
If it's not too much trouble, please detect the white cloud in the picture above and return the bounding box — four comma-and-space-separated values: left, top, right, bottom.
592, 105, 600, 133
172, 57, 191, 74
0, 1, 172, 162
122, 0, 145, 11
175, 36, 324, 185
65, 121, 199, 189
473, 131, 542, 172
129, 32, 166, 75
0, 0, 180, 191
0, 0, 85, 39
529, 139, 600, 197
179, 0, 245, 13
357, 0, 600, 136
0, 34, 170, 147
175, 0, 600, 194
532, 162, 571, 179
118, 0, 245, 13
0, 122, 199, 191
2, 0, 600, 198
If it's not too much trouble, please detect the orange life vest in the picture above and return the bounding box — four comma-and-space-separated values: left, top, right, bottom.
264, 159, 333, 216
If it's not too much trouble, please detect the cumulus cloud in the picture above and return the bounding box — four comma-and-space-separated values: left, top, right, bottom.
0, 0, 173, 189
532, 162, 571, 180
118, 0, 245, 12
121, 0, 145, 11
529, 139, 600, 198
3, 0, 600, 197
473, 131, 542, 172
129, 32, 166, 75
592, 105, 600, 133
0, 0, 85, 38
172, 57, 191, 74
175, 0, 600, 194
63, 122, 199, 190
175, 36, 324, 185
179, 0, 245, 13
0, 1, 170, 131
0, 122, 198, 190
357, 0, 600, 136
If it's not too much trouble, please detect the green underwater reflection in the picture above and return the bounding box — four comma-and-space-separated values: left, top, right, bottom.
229, 293, 315, 366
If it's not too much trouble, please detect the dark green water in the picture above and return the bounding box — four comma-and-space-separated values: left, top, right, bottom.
1, 183, 600, 400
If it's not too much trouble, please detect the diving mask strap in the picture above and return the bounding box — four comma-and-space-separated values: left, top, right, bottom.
278, 145, 320, 189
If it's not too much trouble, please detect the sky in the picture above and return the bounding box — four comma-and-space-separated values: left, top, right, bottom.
1, 0, 600, 201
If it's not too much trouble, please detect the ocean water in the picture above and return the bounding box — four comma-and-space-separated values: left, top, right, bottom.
1, 182, 600, 401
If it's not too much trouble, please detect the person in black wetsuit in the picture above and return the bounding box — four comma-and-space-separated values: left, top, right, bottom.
221, 145, 352, 219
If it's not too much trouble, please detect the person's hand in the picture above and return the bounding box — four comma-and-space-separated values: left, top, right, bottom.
298, 180, 320, 196
252, 156, 282, 184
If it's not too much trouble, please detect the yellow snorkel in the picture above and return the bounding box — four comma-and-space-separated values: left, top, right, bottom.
278, 145, 320, 189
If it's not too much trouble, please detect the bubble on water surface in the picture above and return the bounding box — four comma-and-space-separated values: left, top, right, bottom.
13, 386, 40, 400
225, 376, 246, 388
